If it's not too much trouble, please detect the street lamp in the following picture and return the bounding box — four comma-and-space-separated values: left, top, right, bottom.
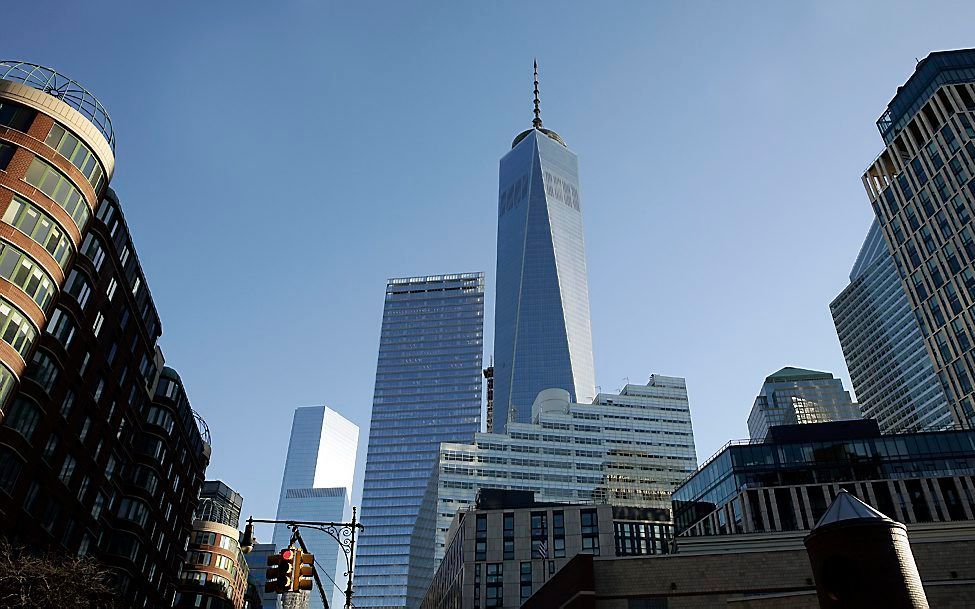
241, 507, 363, 609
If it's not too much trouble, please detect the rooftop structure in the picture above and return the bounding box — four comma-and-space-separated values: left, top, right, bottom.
0, 61, 114, 150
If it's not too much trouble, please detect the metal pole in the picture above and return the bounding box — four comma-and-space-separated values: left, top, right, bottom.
345, 507, 358, 609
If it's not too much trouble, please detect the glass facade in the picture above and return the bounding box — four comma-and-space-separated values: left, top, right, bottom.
355, 273, 485, 609
672, 423, 975, 534
863, 49, 975, 428
746, 367, 861, 440
273, 405, 359, 609
831, 220, 954, 432
494, 130, 595, 429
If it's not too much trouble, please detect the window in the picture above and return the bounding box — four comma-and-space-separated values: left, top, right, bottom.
58, 454, 76, 486
520, 562, 532, 601
41, 435, 59, 462
23, 157, 89, 229
145, 406, 175, 433
0, 297, 35, 356
92, 312, 104, 337
928, 259, 946, 288
2, 196, 73, 268
106, 278, 117, 301
107, 533, 140, 562
0, 143, 14, 170
919, 189, 936, 217
912, 271, 928, 300
63, 269, 92, 308
44, 123, 106, 192
46, 308, 75, 349
953, 319, 972, 352
80, 234, 105, 270
553, 510, 566, 558
531, 512, 548, 558
117, 498, 149, 528
474, 514, 487, 560
912, 157, 929, 186
946, 243, 962, 274
59, 390, 75, 419
0, 101, 36, 132
0, 242, 56, 308
503, 512, 514, 560
935, 173, 951, 202
2, 397, 41, 442
954, 194, 972, 225
485, 563, 502, 608
581, 509, 600, 556
936, 210, 953, 239
25, 349, 59, 392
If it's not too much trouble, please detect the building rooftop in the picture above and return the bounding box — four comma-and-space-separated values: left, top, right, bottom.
0, 60, 114, 151
764, 367, 833, 384
876, 48, 975, 144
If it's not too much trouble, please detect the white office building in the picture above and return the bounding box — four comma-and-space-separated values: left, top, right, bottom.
273, 406, 359, 609
433, 375, 697, 564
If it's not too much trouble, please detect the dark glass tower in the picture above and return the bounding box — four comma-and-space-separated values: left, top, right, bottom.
493, 65, 596, 428
355, 273, 485, 609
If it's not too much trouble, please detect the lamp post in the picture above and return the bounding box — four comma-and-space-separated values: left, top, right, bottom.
241, 507, 363, 609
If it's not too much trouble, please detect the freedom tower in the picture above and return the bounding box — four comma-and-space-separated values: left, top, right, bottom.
493, 63, 596, 428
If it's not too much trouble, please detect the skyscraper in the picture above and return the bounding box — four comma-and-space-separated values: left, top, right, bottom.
493, 64, 596, 429
746, 367, 861, 440
273, 405, 358, 609
831, 220, 954, 432
355, 273, 485, 609
862, 48, 975, 428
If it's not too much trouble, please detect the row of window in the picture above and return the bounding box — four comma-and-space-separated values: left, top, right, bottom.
0, 240, 55, 309
3, 194, 73, 268
24, 156, 89, 229
44, 123, 106, 192
0, 296, 36, 356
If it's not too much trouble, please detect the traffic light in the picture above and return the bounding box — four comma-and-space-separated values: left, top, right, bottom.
295, 551, 315, 591
265, 547, 297, 594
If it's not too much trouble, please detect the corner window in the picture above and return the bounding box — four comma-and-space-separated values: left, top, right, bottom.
0, 101, 36, 132
2, 396, 41, 442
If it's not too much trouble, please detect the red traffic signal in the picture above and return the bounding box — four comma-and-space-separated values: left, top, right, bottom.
265, 547, 297, 594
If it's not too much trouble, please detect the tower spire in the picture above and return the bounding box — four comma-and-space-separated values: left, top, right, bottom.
533, 59, 543, 129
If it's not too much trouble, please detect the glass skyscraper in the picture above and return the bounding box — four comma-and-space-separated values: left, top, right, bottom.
273, 405, 359, 609
355, 273, 485, 609
862, 48, 975, 427
746, 367, 862, 440
493, 73, 596, 428
831, 220, 954, 432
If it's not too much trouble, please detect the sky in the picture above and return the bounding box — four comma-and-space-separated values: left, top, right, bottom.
7, 1, 975, 538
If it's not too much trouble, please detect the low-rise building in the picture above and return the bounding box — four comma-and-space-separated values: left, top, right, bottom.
174, 481, 250, 609
673, 419, 975, 540
421, 489, 671, 609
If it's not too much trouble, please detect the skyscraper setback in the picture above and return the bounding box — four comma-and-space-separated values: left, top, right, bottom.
493, 64, 596, 428
355, 273, 485, 609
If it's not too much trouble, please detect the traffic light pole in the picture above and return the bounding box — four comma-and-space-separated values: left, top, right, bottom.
242, 507, 364, 609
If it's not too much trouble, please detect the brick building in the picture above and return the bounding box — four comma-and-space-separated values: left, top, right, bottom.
0, 62, 210, 607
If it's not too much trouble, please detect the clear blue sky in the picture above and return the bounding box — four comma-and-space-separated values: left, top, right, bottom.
8, 1, 975, 535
